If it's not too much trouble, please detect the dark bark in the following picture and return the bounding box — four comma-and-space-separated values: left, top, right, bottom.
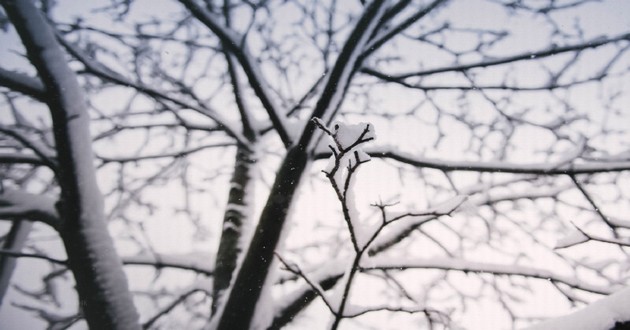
215, 1, 389, 328
0, 67, 46, 101
211, 145, 254, 314
268, 274, 341, 329
180, 0, 293, 147
612, 321, 630, 330
1, 1, 140, 329
0, 220, 32, 305
299, 0, 388, 146
216, 145, 308, 330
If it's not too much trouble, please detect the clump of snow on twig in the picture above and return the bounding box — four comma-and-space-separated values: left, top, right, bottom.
314, 119, 377, 247
331, 121, 376, 150
314, 119, 376, 176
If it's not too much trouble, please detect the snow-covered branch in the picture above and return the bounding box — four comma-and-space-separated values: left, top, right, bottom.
300, 0, 389, 149
55, 32, 250, 147
1, 1, 141, 328
179, 0, 292, 147
363, 0, 450, 58
0, 67, 46, 101
0, 125, 57, 170
527, 287, 630, 330
366, 147, 630, 175
0, 190, 59, 228
97, 142, 235, 164
365, 32, 630, 79
361, 256, 618, 295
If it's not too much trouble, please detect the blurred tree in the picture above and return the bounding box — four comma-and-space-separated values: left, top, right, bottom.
0, 0, 629, 329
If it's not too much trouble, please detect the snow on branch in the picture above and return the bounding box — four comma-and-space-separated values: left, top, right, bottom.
179, 0, 293, 147
0, 125, 58, 171
366, 32, 630, 79
0, 189, 59, 228
364, 147, 630, 175
121, 252, 214, 276
0, 67, 46, 101
0, 249, 215, 276
12, 302, 81, 329
314, 118, 376, 251
363, 0, 449, 58
301, 0, 389, 148
526, 286, 630, 330
309, 119, 464, 329
55, 31, 250, 147
360, 257, 619, 295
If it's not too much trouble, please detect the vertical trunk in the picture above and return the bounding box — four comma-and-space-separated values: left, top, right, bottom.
216, 145, 309, 330
211, 145, 254, 314
215, 1, 389, 328
612, 321, 630, 330
0, 221, 32, 305
1, 1, 140, 329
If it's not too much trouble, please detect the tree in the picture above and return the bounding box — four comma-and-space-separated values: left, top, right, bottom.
0, 0, 629, 329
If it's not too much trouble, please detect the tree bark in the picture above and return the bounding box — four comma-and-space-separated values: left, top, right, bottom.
1, 1, 140, 329
214, 1, 389, 328
211, 145, 255, 314
0, 221, 32, 305
216, 145, 308, 329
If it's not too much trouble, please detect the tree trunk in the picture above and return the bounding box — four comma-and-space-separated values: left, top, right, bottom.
1, 1, 140, 329
212, 145, 255, 314
216, 145, 308, 330
215, 1, 389, 328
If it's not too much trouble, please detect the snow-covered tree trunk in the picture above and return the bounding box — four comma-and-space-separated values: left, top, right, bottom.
211, 144, 255, 314
2, 0, 630, 328
0, 1, 140, 329
212, 1, 390, 328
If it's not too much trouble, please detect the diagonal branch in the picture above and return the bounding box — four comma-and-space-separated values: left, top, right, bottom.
179, 0, 292, 147
55, 32, 250, 148
360, 256, 619, 295
1, 1, 141, 328
363, 0, 450, 59
0, 126, 58, 170
0, 220, 33, 305
0, 189, 60, 228
300, 0, 389, 149
214, 2, 390, 329
569, 175, 617, 233
357, 147, 630, 175
364, 32, 630, 79
142, 289, 207, 329
0, 67, 46, 101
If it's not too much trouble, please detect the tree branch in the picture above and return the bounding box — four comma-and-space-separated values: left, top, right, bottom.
214, 2, 390, 328
363, 32, 630, 79
363, 148, 630, 175
1, 1, 141, 328
179, 0, 292, 147
0, 189, 59, 228
0, 67, 46, 101
361, 256, 619, 295
55, 32, 250, 148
